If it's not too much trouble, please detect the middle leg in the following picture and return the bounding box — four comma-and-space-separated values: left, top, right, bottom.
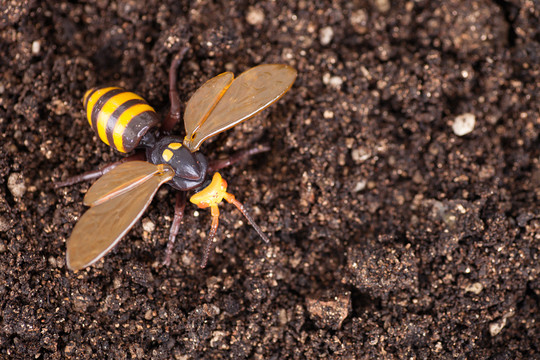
208, 144, 271, 173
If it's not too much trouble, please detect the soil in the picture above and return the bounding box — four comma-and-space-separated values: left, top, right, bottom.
0, 0, 539, 359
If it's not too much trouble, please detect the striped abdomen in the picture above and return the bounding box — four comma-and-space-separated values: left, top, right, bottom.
83, 87, 160, 153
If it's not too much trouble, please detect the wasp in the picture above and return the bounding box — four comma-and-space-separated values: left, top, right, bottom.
56, 48, 297, 271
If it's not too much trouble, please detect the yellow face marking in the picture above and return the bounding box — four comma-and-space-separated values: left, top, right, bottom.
190, 172, 228, 209
112, 103, 156, 152
85, 87, 121, 127
162, 149, 174, 162
168, 142, 182, 150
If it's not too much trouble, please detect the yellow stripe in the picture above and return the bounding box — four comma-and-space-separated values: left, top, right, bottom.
83, 88, 94, 108
112, 103, 155, 152
96, 92, 145, 147
85, 87, 121, 128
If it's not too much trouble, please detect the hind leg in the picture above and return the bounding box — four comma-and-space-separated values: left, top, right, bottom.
54, 152, 146, 188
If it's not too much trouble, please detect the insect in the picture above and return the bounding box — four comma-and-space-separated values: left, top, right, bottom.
56, 48, 297, 271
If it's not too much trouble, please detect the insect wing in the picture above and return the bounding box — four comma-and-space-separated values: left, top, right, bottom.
84, 161, 169, 206
183, 72, 234, 142
66, 168, 174, 271
184, 64, 297, 151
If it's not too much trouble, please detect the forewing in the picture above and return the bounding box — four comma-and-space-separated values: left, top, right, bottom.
84, 161, 165, 206
184, 64, 297, 151
66, 169, 174, 271
183, 72, 234, 143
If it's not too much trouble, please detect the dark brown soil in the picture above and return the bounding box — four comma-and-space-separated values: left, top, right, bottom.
1, 0, 539, 359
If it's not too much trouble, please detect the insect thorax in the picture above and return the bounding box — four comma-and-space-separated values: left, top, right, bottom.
146, 135, 208, 191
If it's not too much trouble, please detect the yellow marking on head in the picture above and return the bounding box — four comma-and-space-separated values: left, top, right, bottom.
162, 149, 174, 162
168, 142, 182, 150
85, 87, 121, 128
112, 103, 156, 152
190, 172, 228, 209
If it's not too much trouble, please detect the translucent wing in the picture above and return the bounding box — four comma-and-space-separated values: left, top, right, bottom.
66, 163, 175, 271
84, 161, 169, 206
183, 64, 297, 151
183, 72, 234, 140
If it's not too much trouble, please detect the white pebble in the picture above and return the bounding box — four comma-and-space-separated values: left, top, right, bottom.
319, 26, 334, 46
329, 76, 343, 89
7, 173, 26, 199
452, 113, 475, 136
373, 0, 390, 13
464, 282, 483, 294
352, 180, 367, 192
142, 218, 155, 232
489, 317, 507, 336
323, 110, 334, 119
246, 7, 264, 25
32, 40, 41, 55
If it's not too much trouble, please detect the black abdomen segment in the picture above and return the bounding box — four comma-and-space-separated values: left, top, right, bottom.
83, 87, 160, 153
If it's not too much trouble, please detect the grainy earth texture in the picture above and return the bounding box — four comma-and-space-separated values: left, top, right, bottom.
0, 0, 539, 359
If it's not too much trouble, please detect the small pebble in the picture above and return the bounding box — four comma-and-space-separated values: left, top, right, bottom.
8, 173, 26, 199
352, 180, 367, 192
452, 113, 476, 136
373, 0, 390, 13
32, 40, 41, 55
142, 218, 155, 233
306, 290, 351, 330
489, 317, 507, 336
246, 7, 264, 26
350, 9, 368, 34
319, 26, 334, 46
323, 110, 334, 119
351, 147, 371, 163
464, 282, 483, 294
328, 76, 343, 89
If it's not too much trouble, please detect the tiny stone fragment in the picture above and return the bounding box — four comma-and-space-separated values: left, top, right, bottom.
246, 7, 264, 25
8, 173, 26, 199
452, 113, 475, 136
142, 218, 155, 233
464, 282, 483, 294
489, 317, 507, 336
306, 290, 351, 329
32, 40, 40, 54
319, 26, 334, 46
373, 0, 390, 13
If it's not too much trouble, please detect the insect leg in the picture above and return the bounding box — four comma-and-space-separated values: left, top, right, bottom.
54, 152, 146, 188
200, 205, 220, 268
223, 193, 269, 243
207, 144, 271, 173
163, 191, 186, 266
162, 46, 190, 132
